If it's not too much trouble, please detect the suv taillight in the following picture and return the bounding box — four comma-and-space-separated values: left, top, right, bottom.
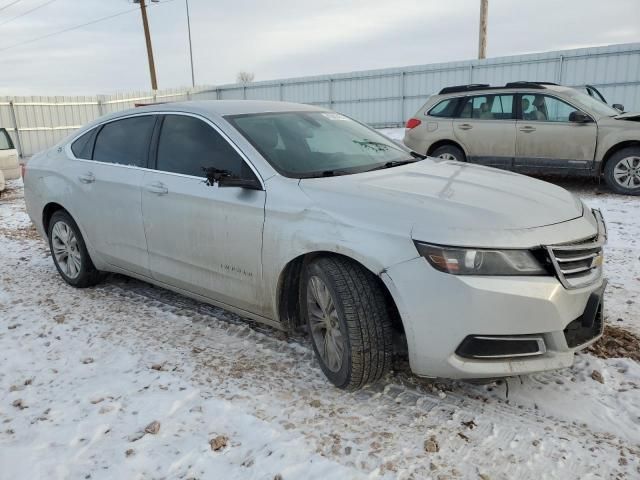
405, 118, 421, 129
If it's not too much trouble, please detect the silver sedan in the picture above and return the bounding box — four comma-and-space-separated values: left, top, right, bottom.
24, 101, 606, 389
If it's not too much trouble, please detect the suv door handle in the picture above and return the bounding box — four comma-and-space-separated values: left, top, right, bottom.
458, 123, 473, 130
519, 126, 536, 133
78, 172, 95, 184
145, 182, 168, 195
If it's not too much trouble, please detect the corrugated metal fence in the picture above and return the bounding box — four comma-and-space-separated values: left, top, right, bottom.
2, 42, 639, 158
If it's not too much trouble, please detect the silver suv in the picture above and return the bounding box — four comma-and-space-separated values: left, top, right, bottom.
403, 82, 640, 195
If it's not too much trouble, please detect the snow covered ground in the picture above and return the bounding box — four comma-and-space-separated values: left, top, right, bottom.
1, 175, 639, 480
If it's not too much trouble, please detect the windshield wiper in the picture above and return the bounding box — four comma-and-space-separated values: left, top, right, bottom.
364, 159, 418, 172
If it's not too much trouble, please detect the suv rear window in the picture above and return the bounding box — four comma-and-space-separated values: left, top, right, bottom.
0, 128, 14, 150
428, 99, 459, 117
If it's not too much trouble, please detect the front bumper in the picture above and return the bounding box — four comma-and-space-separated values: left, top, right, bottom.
382, 257, 605, 379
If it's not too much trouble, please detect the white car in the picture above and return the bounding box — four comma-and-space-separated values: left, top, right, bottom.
0, 127, 20, 182
24, 101, 607, 389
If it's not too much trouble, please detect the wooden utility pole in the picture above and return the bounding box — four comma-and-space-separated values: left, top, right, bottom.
478, 0, 488, 59
137, 0, 158, 90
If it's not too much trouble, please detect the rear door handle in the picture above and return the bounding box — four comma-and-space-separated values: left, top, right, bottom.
519, 126, 536, 133
145, 182, 168, 195
78, 172, 95, 184
458, 124, 473, 130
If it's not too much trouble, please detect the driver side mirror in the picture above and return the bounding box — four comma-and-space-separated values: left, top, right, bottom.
569, 111, 592, 123
218, 176, 262, 190
203, 166, 262, 190
612, 103, 624, 112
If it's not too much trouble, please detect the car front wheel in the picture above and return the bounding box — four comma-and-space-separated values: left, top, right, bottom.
303, 256, 393, 390
48, 210, 102, 287
604, 147, 640, 195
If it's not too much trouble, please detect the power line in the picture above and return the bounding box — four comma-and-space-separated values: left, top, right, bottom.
0, 0, 176, 53
0, 0, 23, 14
0, 0, 56, 27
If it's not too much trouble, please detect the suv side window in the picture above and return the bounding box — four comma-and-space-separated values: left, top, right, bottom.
459, 94, 514, 119
428, 98, 459, 118
93, 116, 155, 167
156, 114, 254, 179
0, 128, 14, 150
521, 94, 579, 122
71, 129, 97, 159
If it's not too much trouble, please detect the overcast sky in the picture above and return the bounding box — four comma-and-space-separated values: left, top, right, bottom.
1, 0, 638, 96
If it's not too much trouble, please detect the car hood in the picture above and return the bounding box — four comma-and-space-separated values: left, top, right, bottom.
299, 160, 586, 246
613, 112, 640, 121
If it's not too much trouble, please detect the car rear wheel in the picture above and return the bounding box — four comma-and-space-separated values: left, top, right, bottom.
302, 256, 393, 390
48, 210, 102, 287
431, 144, 465, 162
604, 147, 640, 195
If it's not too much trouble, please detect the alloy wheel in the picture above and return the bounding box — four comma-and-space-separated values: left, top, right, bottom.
306, 275, 345, 372
613, 156, 640, 189
51, 221, 82, 279
438, 153, 457, 161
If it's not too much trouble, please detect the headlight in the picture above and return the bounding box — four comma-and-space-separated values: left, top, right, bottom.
414, 242, 548, 276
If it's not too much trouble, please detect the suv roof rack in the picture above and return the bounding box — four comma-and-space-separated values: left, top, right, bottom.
438, 81, 559, 95
438, 84, 490, 95
503, 81, 558, 89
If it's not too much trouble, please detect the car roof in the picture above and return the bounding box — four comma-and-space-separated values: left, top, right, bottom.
128, 100, 325, 117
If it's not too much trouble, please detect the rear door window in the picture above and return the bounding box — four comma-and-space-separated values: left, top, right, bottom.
459, 94, 515, 119
0, 128, 14, 150
428, 98, 459, 117
93, 116, 155, 167
156, 114, 253, 179
71, 129, 97, 159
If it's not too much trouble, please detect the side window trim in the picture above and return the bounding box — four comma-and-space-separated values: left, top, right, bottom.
152, 112, 264, 189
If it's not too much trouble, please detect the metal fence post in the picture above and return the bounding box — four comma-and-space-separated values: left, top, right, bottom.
97, 96, 105, 116
328, 78, 333, 108
8, 100, 24, 158
469, 64, 474, 83
243, 86, 246, 99
279, 83, 284, 101
557, 55, 564, 84
400, 71, 406, 123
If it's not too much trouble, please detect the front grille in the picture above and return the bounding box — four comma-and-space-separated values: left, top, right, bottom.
545, 209, 606, 289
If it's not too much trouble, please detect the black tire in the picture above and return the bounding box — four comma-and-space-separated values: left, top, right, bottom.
603, 147, 640, 195
302, 256, 393, 390
430, 144, 466, 162
47, 210, 102, 288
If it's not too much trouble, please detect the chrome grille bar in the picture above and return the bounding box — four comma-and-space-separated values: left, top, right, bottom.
544, 209, 606, 290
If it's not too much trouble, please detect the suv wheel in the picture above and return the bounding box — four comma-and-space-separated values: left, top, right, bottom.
48, 210, 102, 287
302, 256, 393, 390
431, 144, 466, 162
604, 147, 640, 195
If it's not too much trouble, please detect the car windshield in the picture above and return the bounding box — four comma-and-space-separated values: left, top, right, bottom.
227, 111, 414, 178
567, 90, 620, 117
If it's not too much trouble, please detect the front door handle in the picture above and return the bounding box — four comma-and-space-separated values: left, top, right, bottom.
519, 126, 536, 133
145, 182, 168, 195
78, 172, 95, 184
458, 123, 473, 130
